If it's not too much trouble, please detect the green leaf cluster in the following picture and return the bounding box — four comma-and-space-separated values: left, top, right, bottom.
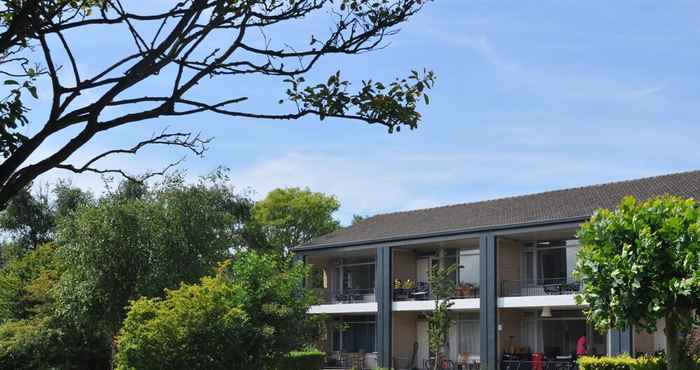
248, 187, 340, 253
578, 355, 666, 370
115, 251, 317, 370
575, 195, 700, 369
427, 263, 456, 370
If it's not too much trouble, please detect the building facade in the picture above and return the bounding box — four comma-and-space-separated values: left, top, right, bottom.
292, 171, 700, 370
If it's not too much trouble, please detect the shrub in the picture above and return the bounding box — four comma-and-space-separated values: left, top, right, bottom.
578, 356, 664, 370
277, 349, 325, 370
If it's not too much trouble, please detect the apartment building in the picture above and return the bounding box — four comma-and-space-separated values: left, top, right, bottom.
292, 170, 700, 370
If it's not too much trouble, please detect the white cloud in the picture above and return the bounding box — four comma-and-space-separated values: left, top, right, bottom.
228, 152, 449, 223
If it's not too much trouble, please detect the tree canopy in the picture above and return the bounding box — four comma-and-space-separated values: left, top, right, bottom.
115, 251, 317, 370
0, 0, 435, 209
248, 187, 340, 253
53, 174, 253, 340
0, 180, 92, 260
575, 195, 700, 370
0, 175, 340, 368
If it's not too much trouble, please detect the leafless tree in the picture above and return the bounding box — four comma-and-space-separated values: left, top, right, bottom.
0, 0, 435, 208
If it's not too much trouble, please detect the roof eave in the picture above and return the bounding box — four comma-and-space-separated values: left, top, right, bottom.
292, 215, 589, 253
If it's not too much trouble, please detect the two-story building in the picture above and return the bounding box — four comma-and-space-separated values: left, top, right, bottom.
292, 170, 700, 370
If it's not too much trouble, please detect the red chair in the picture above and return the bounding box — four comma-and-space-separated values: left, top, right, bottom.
532, 352, 544, 370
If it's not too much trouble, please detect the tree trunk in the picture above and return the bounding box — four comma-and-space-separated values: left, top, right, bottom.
665, 311, 695, 370
110, 332, 118, 370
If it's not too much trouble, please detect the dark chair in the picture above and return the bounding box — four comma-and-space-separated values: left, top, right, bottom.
543, 284, 563, 295
411, 282, 430, 300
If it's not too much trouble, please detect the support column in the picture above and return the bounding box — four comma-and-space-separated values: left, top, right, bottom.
480, 234, 498, 370
609, 327, 633, 355
376, 247, 393, 367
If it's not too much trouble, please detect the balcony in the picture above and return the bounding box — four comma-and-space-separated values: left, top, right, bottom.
314, 288, 376, 304
500, 278, 582, 297
393, 280, 479, 302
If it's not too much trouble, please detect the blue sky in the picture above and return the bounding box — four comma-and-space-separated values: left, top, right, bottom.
27, 1, 700, 224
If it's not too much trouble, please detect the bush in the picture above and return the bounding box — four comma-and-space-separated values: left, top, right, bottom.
578, 356, 664, 370
277, 349, 325, 370
116, 252, 318, 370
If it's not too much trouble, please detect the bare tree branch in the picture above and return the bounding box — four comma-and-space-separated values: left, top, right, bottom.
55, 129, 209, 183
0, 0, 436, 209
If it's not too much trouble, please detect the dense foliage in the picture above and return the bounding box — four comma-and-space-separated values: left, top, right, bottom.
578, 356, 665, 370
0, 175, 338, 369
249, 187, 340, 253
54, 175, 252, 342
277, 349, 325, 370
575, 196, 700, 370
0, 244, 108, 369
0, 181, 92, 260
115, 252, 316, 370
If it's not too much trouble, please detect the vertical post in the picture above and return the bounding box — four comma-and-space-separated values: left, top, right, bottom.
609, 327, 633, 355
480, 234, 498, 370
376, 247, 393, 368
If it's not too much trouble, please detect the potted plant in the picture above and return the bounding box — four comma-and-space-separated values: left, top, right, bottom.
394, 279, 408, 300
455, 282, 474, 298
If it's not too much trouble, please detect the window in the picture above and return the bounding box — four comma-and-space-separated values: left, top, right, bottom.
334, 258, 376, 293
521, 310, 606, 356
457, 316, 480, 355
331, 316, 376, 353
429, 248, 480, 287
342, 264, 375, 292
459, 249, 480, 286
522, 239, 580, 283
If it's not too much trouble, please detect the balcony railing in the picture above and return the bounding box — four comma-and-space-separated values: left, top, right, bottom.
393, 281, 480, 301
500, 278, 582, 297
312, 288, 376, 304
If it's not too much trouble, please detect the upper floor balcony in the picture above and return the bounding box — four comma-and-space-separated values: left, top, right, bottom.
500, 277, 582, 297
305, 250, 377, 308
392, 238, 481, 308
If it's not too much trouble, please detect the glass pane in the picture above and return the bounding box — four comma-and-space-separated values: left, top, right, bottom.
343, 264, 375, 291
538, 248, 566, 282
541, 319, 586, 357
446, 252, 458, 283
566, 246, 580, 280
458, 320, 480, 355
459, 253, 479, 286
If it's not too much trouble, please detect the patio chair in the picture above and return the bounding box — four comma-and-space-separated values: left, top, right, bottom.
411, 282, 430, 300
543, 284, 563, 295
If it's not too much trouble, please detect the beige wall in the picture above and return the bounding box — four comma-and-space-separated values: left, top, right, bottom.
393, 312, 418, 364
498, 238, 521, 285
393, 250, 417, 283
634, 326, 655, 354
499, 309, 524, 354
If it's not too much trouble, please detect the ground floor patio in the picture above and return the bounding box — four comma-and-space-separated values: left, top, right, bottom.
314, 307, 668, 370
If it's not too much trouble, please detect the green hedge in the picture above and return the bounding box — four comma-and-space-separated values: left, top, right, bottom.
578, 356, 664, 370
278, 350, 325, 370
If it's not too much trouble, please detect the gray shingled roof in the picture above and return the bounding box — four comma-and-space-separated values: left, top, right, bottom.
297, 170, 700, 250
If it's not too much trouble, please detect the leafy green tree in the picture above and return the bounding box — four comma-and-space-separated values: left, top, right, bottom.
427, 263, 456, 370
0, 0, 435, 210
54, 175, 253, 366
0, 181, 93, 261
575, 195, 700, 370
351, 214, 369, 225
0, 243, 109, 369
0, 186, 53, 251
249, 187, 340, 253
115, 251, 317, 370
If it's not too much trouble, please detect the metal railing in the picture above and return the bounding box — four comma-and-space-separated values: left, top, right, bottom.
501, 360, 577, 370
500, 278, 582, 297
393, 282, 480, 301
313, 288, 376, 304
